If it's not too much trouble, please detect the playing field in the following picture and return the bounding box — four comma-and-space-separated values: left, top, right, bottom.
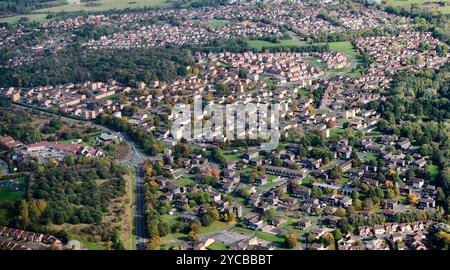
205, 19, 230, 28
247, 39, 305, 50
326, 41, 359, 57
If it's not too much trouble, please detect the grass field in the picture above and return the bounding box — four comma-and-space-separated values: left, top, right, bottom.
427, 163, 439, 182
0, 178, 26, 202
32, 0, 170, 13
0, 0, 171, 23
161, 218, 231, 242
207, 242, 229, 250
386, 0, 450, 14
325, 41, 360, 57
177, 176, 196, 187
329, 127, 346, 139
247, 39, 305, 51
232, 226, 286, 248
205, 19, 230, 28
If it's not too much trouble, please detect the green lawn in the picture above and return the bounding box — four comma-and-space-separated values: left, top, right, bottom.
304, 56, 326, 69
205, 19, 230, 28
32, 0, 170, 13
365, 154, 379, 162
70, 236, 103, 250
329, 127, 346, 139
0, 13, 50, 23
324, 41, 360, 57
224, 152, 242, 162
0, 188, 24, 201
427, 164, 439, 183
247, 39, 305, 51
386, 0, 450, 14
0, 178, 26, 202
0, 0, 172, 23
232, 226, 286, 247
207, 242, 229, 250
161, 219, 230, 242
177, 176, 196, 187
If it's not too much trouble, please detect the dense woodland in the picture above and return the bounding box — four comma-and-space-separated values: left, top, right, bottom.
0, 47, 194, 88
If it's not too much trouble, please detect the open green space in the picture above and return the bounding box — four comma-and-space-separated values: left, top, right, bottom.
427, 163, 439, 182
324, 41, 360, 57
32, 0, 170, 13
177, 176, 196, 187
0, 178, 26, 202
0, 0, 172, 23
205, 19, 230, 28
70, 235, 103, 250
247, 39, 305, 51
329, 127, 346, 139
386, 0, 450, 14
207, 242, 229, 250
231, 226, 286, 247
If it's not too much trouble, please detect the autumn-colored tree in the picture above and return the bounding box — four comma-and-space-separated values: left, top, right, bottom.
285, 232, 298, 249
408, 194, 419, 205
190, 222, 199, 234
208, 208, 220, 221
211, 168, 220, 177
385, 180, 394, 189
306, 104, 314, 114
327, 119, 336, 128
224, 212, 236, 224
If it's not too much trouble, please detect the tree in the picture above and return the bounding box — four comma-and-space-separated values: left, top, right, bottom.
188, 230, 198, 242
363, 198, 374, 211
208, 208, 220, 221
329, 166, 343, 180
335, 207, 346, 217
408, 194, 419, 205
146, 223, 161, 250
332, 229, 342, 241
224, 211, 236, 224
239, 187, 250, 199
285, 232, 298, 249
201, 213, 214, 226
262, 208, 276, 222
320, 233, 334, 247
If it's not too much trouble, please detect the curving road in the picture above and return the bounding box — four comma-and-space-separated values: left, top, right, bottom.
11, 103, 151, 250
